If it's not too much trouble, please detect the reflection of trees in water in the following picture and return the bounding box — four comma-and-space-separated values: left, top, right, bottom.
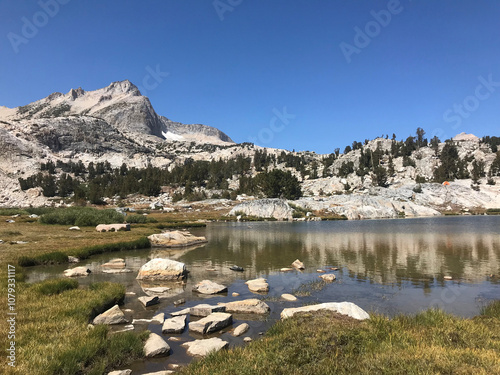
182, 221, 500, 285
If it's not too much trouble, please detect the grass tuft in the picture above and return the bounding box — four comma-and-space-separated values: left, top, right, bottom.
39, 207, 125, 226
33, 278, 79, 295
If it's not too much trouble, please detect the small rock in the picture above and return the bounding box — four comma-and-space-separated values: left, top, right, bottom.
6, 220, 15, 223
162, 315, 187, 334
192, 280, 228, 295
170, 308, 190, 317
232, 323, 249, 337
330, 267, 339, 271
93, 305, 128, 325
292, 259, 305, 270
444, 276, 453, 280
144, 333, 170, 357
190, 303, 226, 317
281, 293, 297, 301
245, 278, 269, 293
173, 298, 186, 306
229, 265, 244, 272
280, 267, 294, 272
319, 274, 336, 282
67, 256, 79, 263
102, 269, 132, 274
113, 324, 134, 334
219, 299, 270, 314
68, 226, 81, 231
152, 313, 165, 324
101, 258, 126, 269
63, 266, 90, 277
243, 337, 252, 343
189, 312, 232, 334
138, 296, 160, 307
182, 337, 229, 357
28, 214, 39, 218
132, 319, 152, 324
281, 302, 370, 320
108, 370, 132, 375
232, 292, 240, 297
317, 269, 326, 273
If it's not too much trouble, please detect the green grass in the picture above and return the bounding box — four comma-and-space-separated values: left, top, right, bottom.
39, 207, 125, 226
125, 214, 158, 224
181, 302, 500, 375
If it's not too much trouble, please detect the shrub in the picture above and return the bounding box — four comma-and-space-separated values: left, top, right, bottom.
40, 207, 124, 226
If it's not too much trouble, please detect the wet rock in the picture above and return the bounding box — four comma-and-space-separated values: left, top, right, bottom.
219, 299, 270, 314
148, 230, 207, 248
67, 256, 79, 263
232, 323, 249, 337
173, 298, 186, 306
229, 265, 244, 272
162, 315, 187, 334
93, 305, 128, 325
138, 296, 160, 307
245, 278, 269, 293
292, 259, 305, 270
190, 304, 226, 317
96, 223, 130, 232
281, 302, 370, 320
182, 337, 229, 357
68, 226, 80, 231
281, 293, 297, 301
280, 267, 294, 272
189, 312, 232, 334
319, 274, 336, 282
144, 333, 170, 357
136, 258, 187, 281
63, 266, 90, 277
143, 287, 171, 297
444, 276, 453, 280
101, 258, 126, 269
243, 337, 252, 343
317, 269, 326, 273
232, 292, 240, 297
192, 280, 227, 295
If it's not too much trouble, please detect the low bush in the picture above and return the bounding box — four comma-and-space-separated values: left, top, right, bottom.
39, 207, 124, 226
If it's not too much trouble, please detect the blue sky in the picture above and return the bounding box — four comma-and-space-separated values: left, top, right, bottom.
1, 0, 499, 153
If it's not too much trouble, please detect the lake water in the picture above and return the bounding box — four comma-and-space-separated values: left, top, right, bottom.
26, 216, 500, 373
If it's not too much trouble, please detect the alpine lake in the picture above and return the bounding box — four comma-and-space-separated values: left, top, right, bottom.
26, 215, 500, 373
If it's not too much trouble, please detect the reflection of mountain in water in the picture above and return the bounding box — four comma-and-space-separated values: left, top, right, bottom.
184, 217, 500, 285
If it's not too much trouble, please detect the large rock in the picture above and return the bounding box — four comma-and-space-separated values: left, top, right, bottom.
190, 304, 226, 317
63, 266, 90, 277
189, 312, 232, 334
148, 230, 207, 248
245, 278, 269, 293
229, 198, 294, 221
162, 315, 187, 334
281, 302, 370, 320
218, 299, 270, 314
96, 223, 130, 232
136, 258, 187, 281
182, 337, 229, 357
93, 305, 128, 325
192, 280, 227, 295
144, 333, 170, 357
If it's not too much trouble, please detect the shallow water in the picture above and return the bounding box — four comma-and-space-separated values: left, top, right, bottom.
26, 216, 500, 373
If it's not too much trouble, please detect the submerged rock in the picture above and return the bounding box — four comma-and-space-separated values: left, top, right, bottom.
192, 280, 227, 295
182, 337, 229, 357
93, 305, 128, 325
136, 258, 187, 281
148, 230, 207, 248
190, 303, 226, 317
245, 278, 269, 293
281, 302, 370, 320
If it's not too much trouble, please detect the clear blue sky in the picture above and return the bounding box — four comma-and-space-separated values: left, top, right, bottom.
1, 0, 499, 153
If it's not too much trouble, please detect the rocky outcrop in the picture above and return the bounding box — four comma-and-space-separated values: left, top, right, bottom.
182, 337, 229, 357
93, 305, 128, 325
218, 299, 270, 314
188, 312, 232, 334
281, 302, 370, 320
148, 231, 207, 248
136, 258, 187, 281
144, 333, 170, 357
229, 199, 294, 221
63, 266, 90, 277
192, 280, 227, 295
